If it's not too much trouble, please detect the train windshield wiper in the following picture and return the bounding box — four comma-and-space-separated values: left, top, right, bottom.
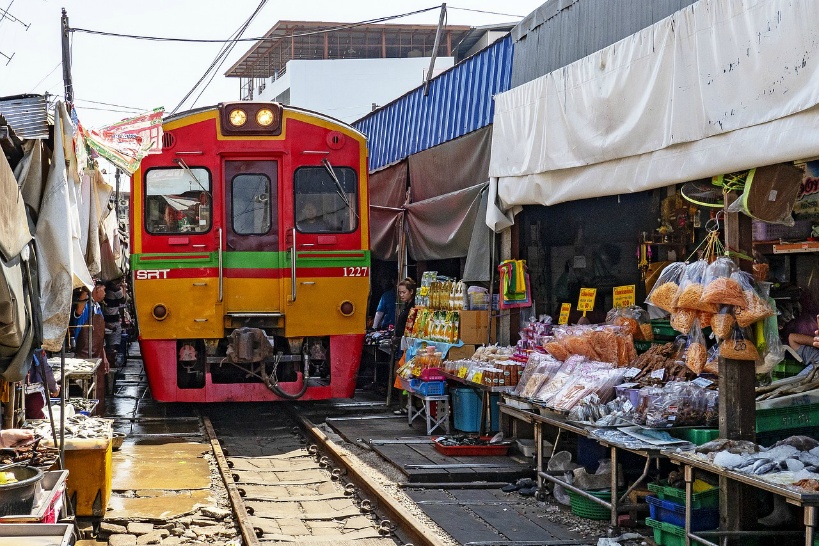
322, 158, 358, 219
173, 158, 212, 199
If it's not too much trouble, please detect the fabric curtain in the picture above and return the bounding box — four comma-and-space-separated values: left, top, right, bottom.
405, 183, 485, 260
368, 161, 408, 261
488, 0, 819, 222
409, 125, 492, 202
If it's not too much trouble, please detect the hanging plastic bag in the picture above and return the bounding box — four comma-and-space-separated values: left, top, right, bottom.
670, 308, 697, 334
701, 256, 745, 307
674, 260, 718, 313
703, 344, 720, 376
646, 262, 686, 314
684, 319, 707, 375
719, 325, 760, 361
732, 272, 776, 328
758, 297, 784, 376
710, 305, 735, 341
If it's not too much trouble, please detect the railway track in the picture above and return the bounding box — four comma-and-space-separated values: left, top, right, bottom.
202, 404, 446, 546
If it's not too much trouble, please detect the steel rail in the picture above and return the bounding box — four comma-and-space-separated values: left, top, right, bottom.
202, 415, 261, 546
294, 412, 448, 546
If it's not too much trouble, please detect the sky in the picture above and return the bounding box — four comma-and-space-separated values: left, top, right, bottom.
0, 0, 545, 129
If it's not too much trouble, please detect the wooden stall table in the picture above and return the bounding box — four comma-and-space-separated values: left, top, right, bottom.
666, 450, 819, 546
48, 357, 100, 401
442, 372, 512, 435
500, 403, 670, 526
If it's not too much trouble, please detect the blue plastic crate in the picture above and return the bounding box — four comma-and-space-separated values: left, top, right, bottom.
417, 381, 446, 396
646, 495, 719, 532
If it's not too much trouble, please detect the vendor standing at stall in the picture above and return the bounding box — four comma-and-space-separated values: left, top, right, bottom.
392, 278, 416, 414
69, 281, 109, 415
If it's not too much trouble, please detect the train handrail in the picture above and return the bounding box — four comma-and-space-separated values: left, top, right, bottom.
218, 227, 223, 302
290, 227, 297, 302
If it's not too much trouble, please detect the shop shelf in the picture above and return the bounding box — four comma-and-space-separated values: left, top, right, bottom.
647, 495, 719, 531
646, 517, 686, 546
647, 483, 719, 509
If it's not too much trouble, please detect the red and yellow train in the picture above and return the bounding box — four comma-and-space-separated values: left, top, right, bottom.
130, 102, 370, 401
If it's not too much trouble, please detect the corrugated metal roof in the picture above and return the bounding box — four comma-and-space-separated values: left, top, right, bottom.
510, 0, 697, 87
354, 35, 513, 172
0, 94, 49, 139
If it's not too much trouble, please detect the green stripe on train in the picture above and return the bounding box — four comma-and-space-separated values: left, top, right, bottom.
132, 250, 370, 270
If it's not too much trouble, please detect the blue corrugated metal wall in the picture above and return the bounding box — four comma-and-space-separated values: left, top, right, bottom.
354, 35, 513, 172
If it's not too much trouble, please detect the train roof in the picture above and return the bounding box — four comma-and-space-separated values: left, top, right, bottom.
162, 103, 366, 140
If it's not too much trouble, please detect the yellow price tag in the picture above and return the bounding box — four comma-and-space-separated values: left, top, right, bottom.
577, 288, 597, 312
558, 303, 571, 325
613, 285, 636, 308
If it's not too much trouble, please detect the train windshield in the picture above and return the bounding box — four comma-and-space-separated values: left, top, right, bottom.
294, 166, 357, 233
144, 167, 212, 234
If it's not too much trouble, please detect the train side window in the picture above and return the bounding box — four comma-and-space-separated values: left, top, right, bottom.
231, 174, 272, 235
294, 166, 357, 234
145, 167, 212, 234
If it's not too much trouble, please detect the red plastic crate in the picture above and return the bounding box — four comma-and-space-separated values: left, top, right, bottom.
432, 437, 510, 456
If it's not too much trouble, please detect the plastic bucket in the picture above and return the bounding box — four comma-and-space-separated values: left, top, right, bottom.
0, 466, 45, 516
451, 388, 500, 432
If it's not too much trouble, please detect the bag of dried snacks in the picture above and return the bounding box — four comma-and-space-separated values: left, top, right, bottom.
674, 260, 718, 313
719, 325, 760, 360
684, 320, 707, 375
646, 262, 686, 314
710, 305, 735, 340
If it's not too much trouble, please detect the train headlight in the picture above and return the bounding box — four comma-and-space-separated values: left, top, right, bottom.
256, 108, 275, 126
339, 300, 355, 316
152, 304, 168, 320
228, 108, 247, 127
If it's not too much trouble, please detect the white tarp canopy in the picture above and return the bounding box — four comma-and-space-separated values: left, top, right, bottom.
489, 0, 819, 228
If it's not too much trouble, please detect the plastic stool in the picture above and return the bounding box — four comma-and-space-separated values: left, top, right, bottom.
407, 392, 450, 435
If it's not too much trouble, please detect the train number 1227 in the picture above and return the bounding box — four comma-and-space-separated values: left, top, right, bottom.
343, 267, 368, 277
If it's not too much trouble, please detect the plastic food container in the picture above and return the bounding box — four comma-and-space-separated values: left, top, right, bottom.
0, 467, 45, 516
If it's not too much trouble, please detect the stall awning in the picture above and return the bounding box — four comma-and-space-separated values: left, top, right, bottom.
488, 0, 819, 227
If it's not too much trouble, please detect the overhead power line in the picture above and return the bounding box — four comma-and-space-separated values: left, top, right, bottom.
173, 0, 268, 114
448, 6, 526, 18
69, 6, 442, 44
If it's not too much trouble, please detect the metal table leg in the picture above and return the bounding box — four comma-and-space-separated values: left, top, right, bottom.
610, 446, 619, 526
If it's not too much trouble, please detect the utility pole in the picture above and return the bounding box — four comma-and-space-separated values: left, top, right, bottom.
61, 8, 73, 104
423, 3, 446, 97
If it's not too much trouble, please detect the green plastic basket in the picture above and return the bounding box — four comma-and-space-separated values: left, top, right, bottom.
647, 483, 719, 509
756, 402, 819, 433
646, 517, 686, 546
669, 427, 719, 446
567, 489, 613, 520
772, 359, 805, 380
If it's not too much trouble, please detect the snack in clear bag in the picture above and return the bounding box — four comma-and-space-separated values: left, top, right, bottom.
646, 262, 686, 314
703, 344, 720, 376
608, 305, 653, 341
710, 305, 735, 340
543, 338, 570, 361
670, 308, 697, 334
698, 311, 713, 329
735, 285, 776, 328
674, 260, 718, 313
684, 320, 707, 375
701, 256, 745, 306
563, 330, 599, 360
719, 325, 760, 360
591, 328, 619, 364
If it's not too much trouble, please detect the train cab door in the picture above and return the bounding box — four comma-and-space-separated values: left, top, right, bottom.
283, 162, 369, 338
222, 160, 281, 316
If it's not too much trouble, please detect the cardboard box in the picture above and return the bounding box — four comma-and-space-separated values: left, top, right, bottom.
457, 310, 494, 345
446, 344, 477, 361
